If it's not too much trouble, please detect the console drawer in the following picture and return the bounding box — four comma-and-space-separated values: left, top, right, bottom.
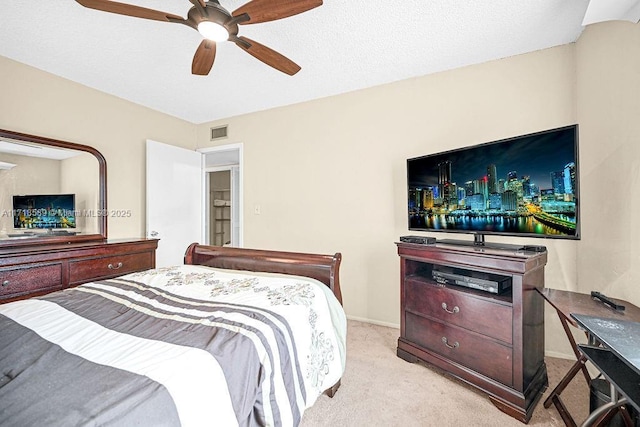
405, 311, 513, 386
405, 277, 512, 344
0, 264, 63, 300
69, 252, 153, 284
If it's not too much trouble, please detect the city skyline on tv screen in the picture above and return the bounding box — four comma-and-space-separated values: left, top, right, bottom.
13, 194, 76, 229
407, 125, 579, 238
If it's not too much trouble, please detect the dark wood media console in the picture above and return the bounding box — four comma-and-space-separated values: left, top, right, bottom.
396, 241, 548, 423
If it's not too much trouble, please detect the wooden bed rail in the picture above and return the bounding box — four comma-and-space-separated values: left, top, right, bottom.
184, 243, 343, 305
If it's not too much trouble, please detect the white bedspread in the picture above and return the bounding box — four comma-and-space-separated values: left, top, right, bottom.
0, 265, 347, 427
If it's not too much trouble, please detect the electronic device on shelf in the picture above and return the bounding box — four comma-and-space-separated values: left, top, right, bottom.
6, 232, 36, 238
406, 125, 580, 247
46, 230, 78, 236
432, 265, 512, 294
399, 235, 436, 245
590, 291, 626, 311
520, 245, 547, 253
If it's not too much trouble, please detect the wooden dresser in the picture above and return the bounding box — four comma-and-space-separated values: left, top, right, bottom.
396, 241, 548, 423
0, 238, 158, 303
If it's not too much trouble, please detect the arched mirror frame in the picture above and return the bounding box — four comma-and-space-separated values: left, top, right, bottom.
0, 128, 107, 248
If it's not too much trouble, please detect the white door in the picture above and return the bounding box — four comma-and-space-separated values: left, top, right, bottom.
146, 140, 203, 267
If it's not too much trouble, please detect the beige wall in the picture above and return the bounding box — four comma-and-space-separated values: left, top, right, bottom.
2, 21, 639, 358
0, 56, 196, 239
575, 22, 640, 306
195, 24, 640, 357
196, 45, 578, 338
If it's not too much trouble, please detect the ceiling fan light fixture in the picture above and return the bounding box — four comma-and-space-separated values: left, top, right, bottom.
198, 21, 229, 42
74, 0, 322, 75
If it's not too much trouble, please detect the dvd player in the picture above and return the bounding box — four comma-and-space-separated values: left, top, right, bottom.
399, 235, 436, 245
432, 266, 512, 294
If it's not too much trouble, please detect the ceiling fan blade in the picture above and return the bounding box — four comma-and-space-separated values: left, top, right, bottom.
192, 40, 217, 76
232, 0, 323, 25
234, 36, 301, 75
75, 0, 183, 22
188, 0, 206, 8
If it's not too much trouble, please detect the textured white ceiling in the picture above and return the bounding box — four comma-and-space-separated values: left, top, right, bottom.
0, 1, 593, 124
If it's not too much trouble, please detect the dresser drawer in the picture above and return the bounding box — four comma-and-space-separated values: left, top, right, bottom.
405, 311, 513, 386
0, 264, 63, 300
69, 252, 153, 284
405, 278, 512, 344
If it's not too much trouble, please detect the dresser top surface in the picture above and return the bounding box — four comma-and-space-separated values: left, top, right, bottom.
0, 238, 158, 258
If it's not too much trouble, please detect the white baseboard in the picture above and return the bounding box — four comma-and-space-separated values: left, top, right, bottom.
347, 315, 400, 329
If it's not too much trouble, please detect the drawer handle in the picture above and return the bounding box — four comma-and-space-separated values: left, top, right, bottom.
441, 302, 459, 314
108, 262, 123, 270
441, 336, 459, 349
2, 280, 9, 287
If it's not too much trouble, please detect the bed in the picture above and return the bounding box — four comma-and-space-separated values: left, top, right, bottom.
0, 243, 346, 426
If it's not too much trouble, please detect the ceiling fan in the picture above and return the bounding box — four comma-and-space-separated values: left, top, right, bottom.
75, 0, 323, 76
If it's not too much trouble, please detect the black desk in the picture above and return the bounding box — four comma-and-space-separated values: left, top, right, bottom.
572, 314, 640, 427
539, 289, 640, 427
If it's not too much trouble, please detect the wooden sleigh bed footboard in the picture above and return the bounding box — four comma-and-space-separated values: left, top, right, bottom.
184, 243, 344, 397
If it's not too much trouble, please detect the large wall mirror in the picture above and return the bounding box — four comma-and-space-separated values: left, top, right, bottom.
0, 128, 106, 248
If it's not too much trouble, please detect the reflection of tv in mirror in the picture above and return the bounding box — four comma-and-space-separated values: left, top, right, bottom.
13, 194, 76, 229
407, 125, 579, 240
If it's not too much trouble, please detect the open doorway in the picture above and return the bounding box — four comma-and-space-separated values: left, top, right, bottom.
200, 144, 242, 247
208, 170, 231, 246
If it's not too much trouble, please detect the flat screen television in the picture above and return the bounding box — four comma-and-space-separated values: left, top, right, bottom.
13, 194, 76, 230
407, 125, 579, 245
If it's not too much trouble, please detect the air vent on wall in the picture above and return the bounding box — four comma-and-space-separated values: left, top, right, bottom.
210, 125, 229, 141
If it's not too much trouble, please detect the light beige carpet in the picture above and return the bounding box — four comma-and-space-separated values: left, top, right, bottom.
301, 320, 589, 426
